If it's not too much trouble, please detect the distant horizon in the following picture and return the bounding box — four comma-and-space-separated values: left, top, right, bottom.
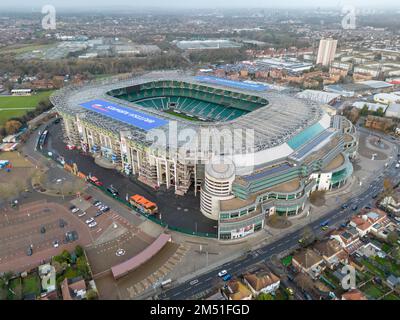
0, 0, 400, 12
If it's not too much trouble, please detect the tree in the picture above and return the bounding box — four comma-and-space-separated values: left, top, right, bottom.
4, 120, 22, 135
387, 231, 399, 245
85, 289, 98, 300
360, 105, 369, 117
60, 250, 71, 264
301, 226, 315, 245
76, 257, 90, 279
75, 245, 84, 257
383, 178, 393, 195
257, 292, 274, 300
374, 107, 385, 117
309, 190, 326, 206
0, 271, 14, 287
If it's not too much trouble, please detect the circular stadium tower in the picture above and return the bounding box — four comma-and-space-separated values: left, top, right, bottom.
200, 160, 236, 220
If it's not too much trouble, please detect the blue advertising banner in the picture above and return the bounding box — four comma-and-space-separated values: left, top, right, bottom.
79, 99, 168, 131
194, 75, 268, 91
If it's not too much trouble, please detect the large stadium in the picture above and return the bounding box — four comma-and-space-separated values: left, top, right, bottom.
52, 71, 358, 241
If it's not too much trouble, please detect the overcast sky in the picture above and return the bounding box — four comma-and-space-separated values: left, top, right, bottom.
0, 0, 400, 9
1, 0, 399, 10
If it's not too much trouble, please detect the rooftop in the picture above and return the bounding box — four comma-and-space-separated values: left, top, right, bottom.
322, 153, 345, 172
293, 249, 323, 269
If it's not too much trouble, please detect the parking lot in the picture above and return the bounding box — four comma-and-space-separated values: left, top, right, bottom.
45, 121, 217, 235
0, 200, 93, 273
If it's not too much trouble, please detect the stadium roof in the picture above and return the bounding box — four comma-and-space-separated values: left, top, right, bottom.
52, 71, 327, 165
296, 90, 341, 105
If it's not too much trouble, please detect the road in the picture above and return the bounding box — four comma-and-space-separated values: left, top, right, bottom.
158, 132, 400, 300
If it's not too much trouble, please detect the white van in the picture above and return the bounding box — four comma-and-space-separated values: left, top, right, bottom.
161, 279, 172, 288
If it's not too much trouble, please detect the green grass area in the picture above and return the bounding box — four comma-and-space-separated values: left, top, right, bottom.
362, 283, 385, 299
361, 259, 386, 278
381, 243, 392, 253
0, 287, 7, 300
7, 277, 22, 300
383, 293, 400, 300
22, 274, 41, 297
0, 90, 53, 125
374, 257, 400, 277
281, 255, 292, 267
164, 109, 206, 122
0, 43, 55, 55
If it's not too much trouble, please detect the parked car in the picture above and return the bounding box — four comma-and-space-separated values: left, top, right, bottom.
26, 247, 33, 256
40, 226, 46, 234
65, 144, 76, 150
93, 200, 100, 206
65, 231, 78, 243
102, 207, 110, 212
53, 240, 59, 248
85, 217, 95, 224
351, 204, 358, 211
78, 211, 86, 217
71, 207, 80, 213
59, 219, 66, 228
341, 204, 348, 209
107, 186, 119, 196
69, 205, 76, 211
88, 221, 97, 228
95, 211, 103, 217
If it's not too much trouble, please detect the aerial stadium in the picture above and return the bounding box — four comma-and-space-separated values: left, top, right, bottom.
52, 71, 358, 241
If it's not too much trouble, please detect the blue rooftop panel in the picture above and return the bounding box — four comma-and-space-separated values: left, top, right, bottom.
287, 122, 325, 150
79, 99, 168, 131
292, 130, 335, 160
194, 75, 268, 92
242, 163, 292, 183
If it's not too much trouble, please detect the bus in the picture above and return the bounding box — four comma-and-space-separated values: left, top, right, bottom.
129, 194, 158, 215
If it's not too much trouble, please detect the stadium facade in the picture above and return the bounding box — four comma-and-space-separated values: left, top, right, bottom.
52, 71, 358, 241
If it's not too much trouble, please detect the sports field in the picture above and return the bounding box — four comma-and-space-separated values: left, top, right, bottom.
0, 90, 54, 125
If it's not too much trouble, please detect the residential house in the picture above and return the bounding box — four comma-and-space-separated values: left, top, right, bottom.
205, 290, 226, 300
350, 209, 396, 240
349, 210, 387, 237
380, 194, 400, 214
356, 242, 386, 258
386, 275, 400, 289
242, 267, 280, 296
313, 239, 347, 269
341, 289, 368, 300
222, 279, 253, 300
61, 277, 87, 300
292, 249, 325, 279
330, 227, 362, 254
